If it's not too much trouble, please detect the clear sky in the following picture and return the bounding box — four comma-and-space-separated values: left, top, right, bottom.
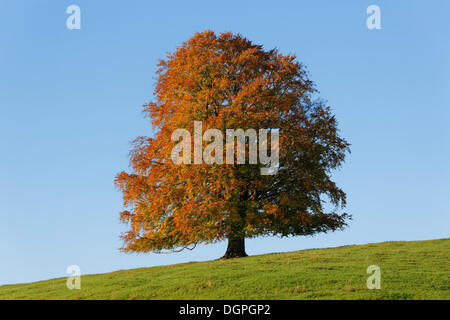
1, 0, 449, 285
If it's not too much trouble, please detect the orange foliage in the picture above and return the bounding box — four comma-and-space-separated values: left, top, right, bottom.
115, 31, 350, 254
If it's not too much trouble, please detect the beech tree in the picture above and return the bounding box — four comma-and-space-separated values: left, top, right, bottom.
116, 31, 350, 258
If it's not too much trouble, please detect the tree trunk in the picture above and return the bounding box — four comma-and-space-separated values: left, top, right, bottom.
222, 236, 247, 259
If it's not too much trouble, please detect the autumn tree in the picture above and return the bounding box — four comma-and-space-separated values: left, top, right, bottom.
116, 31, 351, 258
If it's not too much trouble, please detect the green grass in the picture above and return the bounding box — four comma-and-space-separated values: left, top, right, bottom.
0, 238, 448, 300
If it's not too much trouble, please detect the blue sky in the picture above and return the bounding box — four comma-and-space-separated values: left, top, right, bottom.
1, 0, 449, 285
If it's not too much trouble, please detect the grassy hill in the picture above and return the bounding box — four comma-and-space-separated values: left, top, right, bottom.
0, 238, 448, 300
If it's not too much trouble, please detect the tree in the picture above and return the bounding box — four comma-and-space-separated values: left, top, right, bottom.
115, 31, 351, 258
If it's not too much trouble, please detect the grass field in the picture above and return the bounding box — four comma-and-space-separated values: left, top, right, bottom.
0, 238, 448, 300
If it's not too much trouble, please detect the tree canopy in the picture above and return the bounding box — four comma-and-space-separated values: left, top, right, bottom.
115, 31, 351, 258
